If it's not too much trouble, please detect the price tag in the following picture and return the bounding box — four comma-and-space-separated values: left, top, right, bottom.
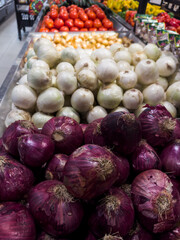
149, 0, 162, 6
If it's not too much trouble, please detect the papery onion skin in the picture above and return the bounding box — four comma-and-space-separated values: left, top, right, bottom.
159, 226, 180, 240
101, 112, 142, 155
41, 117, 83, 155
160, 140, 180, 177
125, 222, 154, 240
45, 154, 68, 181
2, 120, 38, 157
0, 152, 34, 201
0, 202, 36, 240
131, 169, 180, 233
63, 144, 118, 200
28, 180, 84, 237
89, 187, 134, 237
37, 231, 71, 240
18, 133, 54, 168
131, 139, 162, 174
84, 119, 106, 147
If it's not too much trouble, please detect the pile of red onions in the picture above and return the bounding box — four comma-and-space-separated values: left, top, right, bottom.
159, 226, 180, 240
125, 222, 154, 240
37, 231, 71, 239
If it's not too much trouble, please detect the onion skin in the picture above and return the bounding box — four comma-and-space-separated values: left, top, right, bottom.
45, 154, 68, 181
63, 144, 118, 200
28, 180, 84, 237
89, 187, 134, 237
2, 120, 38, 157
18, 133, 54, 168
37, 231, 71, 240
42, 117, 83, 155
84, 119, 106, 147
80, 124, 88, 133
85, 232, 96, 240
160, 140, 180, 177
0, 202, 36, 240
0, 138, 6, 152
125, 222, 154, 240
159, 226, 180, 240
0, 152, 34, 201
101, 112, 142, 155
131, 140, 162, 174
131, 169, 180, 233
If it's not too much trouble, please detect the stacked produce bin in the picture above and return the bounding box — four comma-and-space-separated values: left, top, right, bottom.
0, 0, 180, 239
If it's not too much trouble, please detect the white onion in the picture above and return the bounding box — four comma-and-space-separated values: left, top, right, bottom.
144, 43, 161, 61
60, 48, 79, 65
156, 56, 177, 77
117, 70, 137, 90
71, 88, 94, 113
5, 109, 31, 127
156, 76, 168, 90
74, 58, 96, 74
135, 59, 159, 85
91, 48, 112, 63
168, 70, 180, 85
166, 82, 180, 107
111, 106, 129, 113
114, 50, 132, 64
56, 107, 80, 123
128, 43, 144, 55
33, 38, 54, 52
97, 59, 119, 84
86, 106, 107, 123
97, 83, 123, 109
85, 49, 93, 56
56, 62, 75, 74
143, 84, 165, 106
77, 69, 98, 91
37, 87, 64, 113
31, 60, 50, 72
57, 71, 77, 95
109, 43, 125, 56
160, 101, 177, 118
11, 85, 37, 110
132, 52, 147, 66
134, 104, 148, 117
117, 61, 132, 72
27, 48, 36, 61
123, 89, 143, 110
18, 74, 28, 85
26, 57, 37, 70
32, 112, 53, 128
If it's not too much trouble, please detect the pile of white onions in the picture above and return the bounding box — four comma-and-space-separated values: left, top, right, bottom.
7, 39, 179, 128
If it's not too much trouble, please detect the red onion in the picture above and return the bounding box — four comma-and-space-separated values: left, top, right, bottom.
2, 120, 38, 157
0, 152, 34, 201
28, 180, 84, 237
131, 169, 180, 233
131, 140, 161, 174
160, 140, 180, 177
18, 133, 54, 168
41, 117, 83, 155
80, 124, 88, 133
159, 226, 180, 240
171, 178, 180, 193
85, 232, 96, 240
84, 119, 106, 146
0, 202, 36, 240
0, 137, 6, 152
103, 236, 123, 240
63, 144, 118, 200
38, 231, 70, 240
125, 222, 154, 240
138, 105, 180, 147
89, 187, 134, 237
101, 112, 142, 155
45, 154, 68, 181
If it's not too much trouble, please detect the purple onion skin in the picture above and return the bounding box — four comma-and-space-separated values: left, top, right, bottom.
45, 154, 68, 181
171, 178, 180, 193
18, 133, 54, 168
2, 120, 38, 157
37, 231, 71, 240
85, 232, 96, 240
63, 144, 118, 200
80, 124, 88, 133
41, 117, 83, 155
159, 226, 180, 240
125, 223, 154, 240
84, 119, 106, 146
131, 140, 162, 174
89, 187, 134, 238
0, 138, 6, 152
131, 169, 180, 233
101, 112, 142, 155
28, 180, 84, 237
138, 105, 177, 147
160, 140, 180, 177
0, 202, 36, 240
0, 151, 34, 201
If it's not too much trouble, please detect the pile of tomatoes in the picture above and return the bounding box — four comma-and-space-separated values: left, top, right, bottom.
39, 4, 114, 32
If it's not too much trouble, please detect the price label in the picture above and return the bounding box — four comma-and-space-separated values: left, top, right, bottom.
149, 0, 162, 6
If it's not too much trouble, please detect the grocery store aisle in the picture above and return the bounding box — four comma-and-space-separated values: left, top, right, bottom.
0, 12, 29, 87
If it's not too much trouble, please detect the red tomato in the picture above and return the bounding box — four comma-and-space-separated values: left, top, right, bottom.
102, 19, 113, 29
50, 28, 59, 32
65, 19, 74, 28
84, 20, 93, 28
79, 12, 88, 22
43, 15, 50, 21
74, 19, 84, 29
46, 12, 51, 16
89, 28, 97, 31
59, 6, 67, 11
93, 18, 102, 28
39, 27, 49, 32
59, 26, 69, 31
54, 18, 64, 29
50, 10, 58, 20
78, 8, 85, 14
85, 8, 91, 13
70, 27, 79, 31
96, 10, 106, 20
80, 28, 88, 31
87, 11, 96, 20
50, 4, 58, 11
99, 27, 107, 31
45, 18, 54, 29
59, 11, 69, 21
69, 10, 78, 19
